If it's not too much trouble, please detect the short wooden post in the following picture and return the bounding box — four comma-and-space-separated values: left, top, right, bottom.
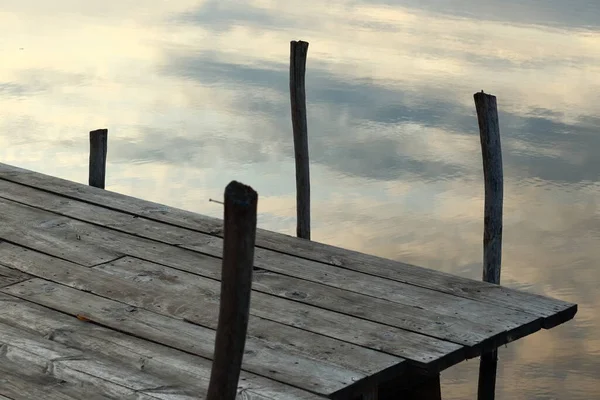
89, 129, 108, 189
206, 181, 258, 400
474, 91, 503, 400
289, 40, 311, 240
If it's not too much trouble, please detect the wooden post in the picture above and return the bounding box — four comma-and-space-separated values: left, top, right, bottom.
290, 40, 311, 240
206, 181, 258, 400
89, 129, 108, 189
474, 91, 503, 400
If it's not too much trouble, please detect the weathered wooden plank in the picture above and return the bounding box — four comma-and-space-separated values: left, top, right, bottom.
0, 163, 574, 328
0, 359, 113, 400
184, 238, 540, 343
98, 256, 464, 368
0, 242, 461, 370
0, 197, 121, 267
0, 279, 397, 398
0, 320, 178, 399
0, 293, 324, 400
0, 190, 540, 354
0, 196, 211, 269
0, 178, 202, 246
218, 236, 576, 330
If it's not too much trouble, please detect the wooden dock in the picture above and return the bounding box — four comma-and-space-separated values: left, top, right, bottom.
0, 162, 577, 399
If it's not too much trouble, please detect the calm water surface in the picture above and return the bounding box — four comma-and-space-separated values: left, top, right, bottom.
1, 1, 599, 398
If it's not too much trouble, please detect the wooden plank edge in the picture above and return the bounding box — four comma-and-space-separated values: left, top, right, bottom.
540, 303, 577, 329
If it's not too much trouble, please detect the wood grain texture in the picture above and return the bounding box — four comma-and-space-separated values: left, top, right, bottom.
289, 40, 311, 240
208, 181, 258, 400
0, 277, 396, 398
0, 196, 122, 266
0, 242, 462, 370
96, 257, 463, 368
0, 293, 323, 400
0, 163, 575, 329
89, 129, 108, 189
0, 187, 543, 351
0, 359, 112, 400
0, 178, 539, 354
0, 320, 177, 399
0, 189, 541, 360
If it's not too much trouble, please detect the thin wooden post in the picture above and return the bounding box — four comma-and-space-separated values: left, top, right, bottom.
206, 181, 258, 400
89, 129, 108, 189
290, 40, 311, 240
474, 91, 503, 400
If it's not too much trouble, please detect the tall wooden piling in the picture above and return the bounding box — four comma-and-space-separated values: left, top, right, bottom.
290, 40, 311, 240
89, 129, 108, 189
207, 181, 258, 400
474, 91, 503, 400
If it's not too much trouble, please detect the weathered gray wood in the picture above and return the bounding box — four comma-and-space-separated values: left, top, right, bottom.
0, 265, 31, 288
474, 91, 504, 400
289, 40, 311, 240
0, 193, 540, 360
0, 243, 454, 373
0, 197, 121, 266
0, 293, 323, 400
0, 359, 112, 400
92, 257, 464, 368
250, 270, 505, 354
208, 181, 258, 400
1, 277, 398, 398
0, 163, 575, 329
89, 129, 108, 189
0, 177, 202, 247
0, 178, 541, 354
474, 91, 503, 286
0, 242, 462, 368
0, 320, 175, 399
0, 183, 541, 341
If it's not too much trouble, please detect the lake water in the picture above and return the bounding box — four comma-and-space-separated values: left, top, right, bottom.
1, 1, 599, 398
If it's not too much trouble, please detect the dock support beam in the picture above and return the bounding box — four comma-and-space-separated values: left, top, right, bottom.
474, 91, 504, 400
89, 129, 108, 189
377, 370, 441, 400
290, 40, 311, 240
